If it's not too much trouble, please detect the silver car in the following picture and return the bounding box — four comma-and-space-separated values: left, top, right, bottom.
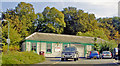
61, 47, 79, 61
101, 51, 112, 59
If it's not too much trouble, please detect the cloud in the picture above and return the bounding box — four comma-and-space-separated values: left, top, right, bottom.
1, 0, 119, 2
1, 0, 119, 18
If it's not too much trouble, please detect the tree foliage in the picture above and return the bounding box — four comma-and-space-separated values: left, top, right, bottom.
62, 7, 98, 35
15, 2, 37, 37
99, 40, 117, 53
2, 2, 36, 45
35, 7, 66, 34
76, 28, 108, 40
97, 18, 117, 40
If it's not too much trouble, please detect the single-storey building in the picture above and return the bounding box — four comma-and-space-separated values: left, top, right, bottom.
22, 32, 104, 57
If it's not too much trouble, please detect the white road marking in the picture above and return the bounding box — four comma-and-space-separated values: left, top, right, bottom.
113, 60, 119, 66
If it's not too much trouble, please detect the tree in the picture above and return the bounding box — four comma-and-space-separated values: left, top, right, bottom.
97, 18, 116, 40
36, 7, 66, 34
2, 2, 36, 45
99, 40, 117, 53
15, 2, 37, 38
76, 28, 108, 40
62, 7, 98, 35
2, 25, 22, 45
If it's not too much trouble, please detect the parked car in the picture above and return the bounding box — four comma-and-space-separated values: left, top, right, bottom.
101, 51, 112, 59
113, 48, 118, 60
61, 46, 79, 61
87, 51, 100, 59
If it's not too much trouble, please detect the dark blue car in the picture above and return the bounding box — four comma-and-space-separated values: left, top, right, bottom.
87, 51, 100, 59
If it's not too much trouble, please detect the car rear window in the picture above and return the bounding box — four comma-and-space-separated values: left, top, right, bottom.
91, 51, 98, 54
103, 51, 110, 54
64, 47, 76, 52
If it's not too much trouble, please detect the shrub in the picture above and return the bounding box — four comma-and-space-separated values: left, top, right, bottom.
2, 45, 8, 53
2, 45, 20, 53
2, 51, 45, 64
9, 45, 20, 51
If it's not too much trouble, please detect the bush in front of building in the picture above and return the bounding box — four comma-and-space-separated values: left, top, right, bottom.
2, 45, 20, 53
2, 51, 45, 64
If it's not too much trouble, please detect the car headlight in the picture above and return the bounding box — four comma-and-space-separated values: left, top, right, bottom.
116, 52, 118, 55
71, 53, 75, 56
62, 53, 65, 55
61, 53, 65, 57
61, 52, 65, 56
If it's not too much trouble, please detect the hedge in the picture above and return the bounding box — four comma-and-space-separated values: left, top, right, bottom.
2, 51, 45, 64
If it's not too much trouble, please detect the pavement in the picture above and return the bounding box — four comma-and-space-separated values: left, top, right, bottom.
36, 58, 120, 66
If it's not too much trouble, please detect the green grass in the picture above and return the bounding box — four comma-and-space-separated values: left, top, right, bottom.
0, 53, 2, 66
2, 51, 45, 64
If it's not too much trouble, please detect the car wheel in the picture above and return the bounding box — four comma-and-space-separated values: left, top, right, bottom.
111, 57, 113, 59
65, 58, 68, 61
76, 58, 78, 60
74, 58, 77, 61
77, 58, 79, 60
61, 58, 64, 61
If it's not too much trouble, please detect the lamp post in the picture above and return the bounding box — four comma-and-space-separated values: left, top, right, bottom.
3, 19, 10, 51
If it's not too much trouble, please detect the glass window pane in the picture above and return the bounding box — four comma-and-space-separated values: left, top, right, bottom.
47, 43, 52, 53
63, 44, 68, 50
32, 43, 36, 51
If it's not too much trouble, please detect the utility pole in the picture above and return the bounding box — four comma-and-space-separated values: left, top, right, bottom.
7, 20, 10, 51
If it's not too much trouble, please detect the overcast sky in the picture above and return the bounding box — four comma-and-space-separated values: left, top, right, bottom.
1, 0, 119, 18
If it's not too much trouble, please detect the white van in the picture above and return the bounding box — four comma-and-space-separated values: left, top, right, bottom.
113, 48, 118, 60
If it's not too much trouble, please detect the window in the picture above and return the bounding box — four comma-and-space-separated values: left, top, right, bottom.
46, 43, 52, 53
31, 42, 36, 52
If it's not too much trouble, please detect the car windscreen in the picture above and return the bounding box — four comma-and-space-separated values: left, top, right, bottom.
64, 47, 76, 52
103, 52, 110, 54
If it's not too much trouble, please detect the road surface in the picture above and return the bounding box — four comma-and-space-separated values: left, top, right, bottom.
37, 58, 119, 66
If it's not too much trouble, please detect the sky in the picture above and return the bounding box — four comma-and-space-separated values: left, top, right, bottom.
1, 0, 120, 18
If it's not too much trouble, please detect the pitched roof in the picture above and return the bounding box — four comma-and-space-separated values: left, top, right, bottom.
25, 32, 105, 44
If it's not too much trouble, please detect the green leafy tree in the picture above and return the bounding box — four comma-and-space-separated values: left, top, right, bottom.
15, 2, 37, 38
99, 40, 117, 53
76, 28, 108, 40
2, 2, 36, 45
62, 7, 98, 35
2, 21, 22, 45
97, 18, 116, 40
36, 7, 66, 34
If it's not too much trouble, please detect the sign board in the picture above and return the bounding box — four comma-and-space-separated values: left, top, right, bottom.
55, 43, 61, 52
7, 39, 10, 44
55, 47, 61, 52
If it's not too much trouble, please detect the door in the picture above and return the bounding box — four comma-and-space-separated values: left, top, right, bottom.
70, 44, 84, 57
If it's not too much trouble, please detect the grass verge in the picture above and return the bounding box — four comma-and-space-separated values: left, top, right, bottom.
2, 51, 45, 64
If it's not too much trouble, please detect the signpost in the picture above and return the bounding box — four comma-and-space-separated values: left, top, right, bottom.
7, 39, 10, 44
0, 13, 2, 20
